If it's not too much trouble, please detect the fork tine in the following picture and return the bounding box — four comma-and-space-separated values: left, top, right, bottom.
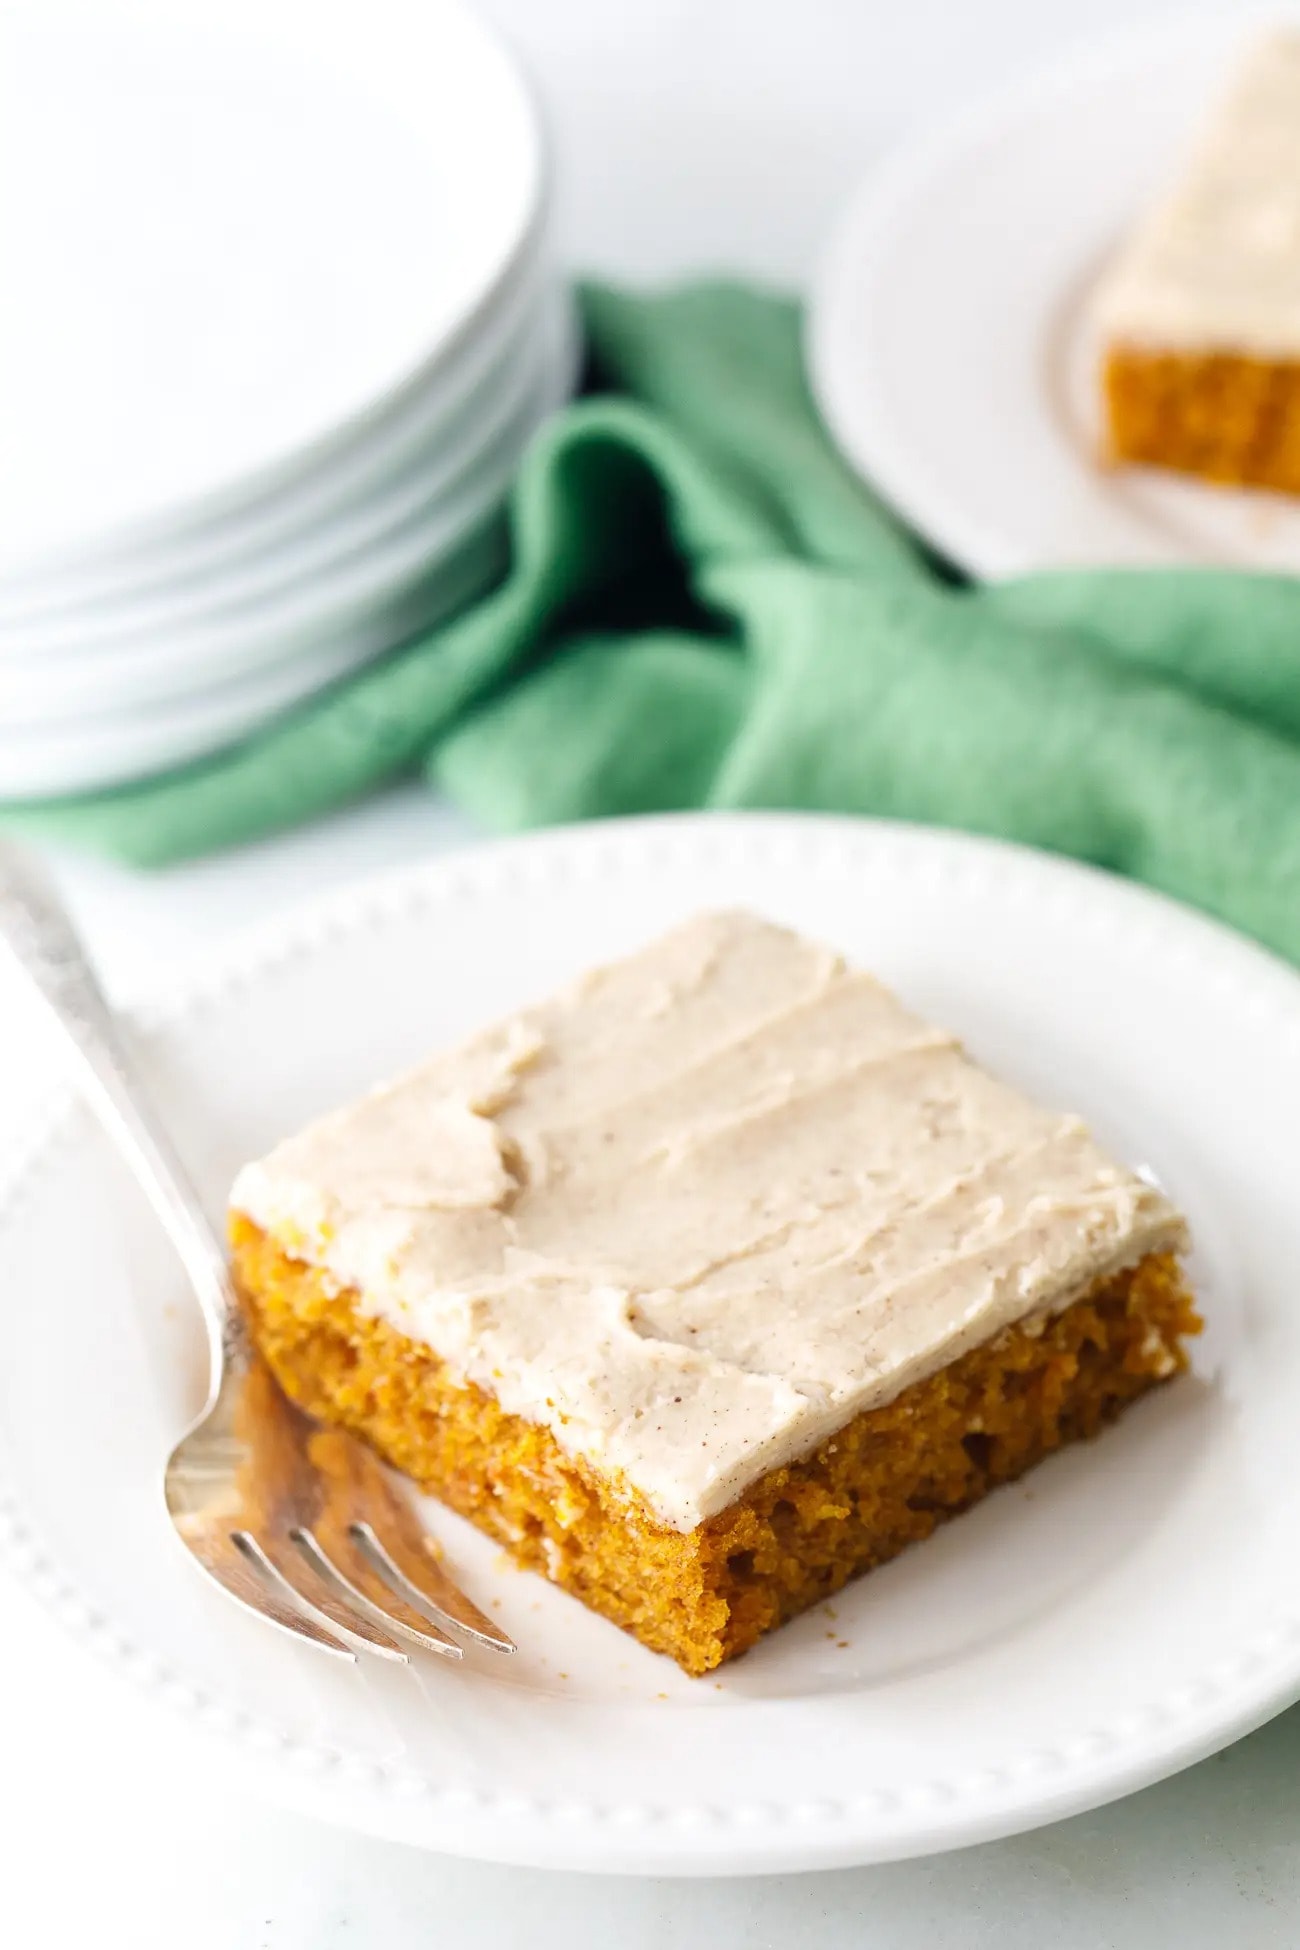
178, 1522, 356, 1660
295, 1526, 463, 1660
232, 1529, 410, 1663
353, 1520, 516, 1656
304, 1423, 516, 1654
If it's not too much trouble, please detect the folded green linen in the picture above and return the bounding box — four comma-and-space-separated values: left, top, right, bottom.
11, 282, 1300, 965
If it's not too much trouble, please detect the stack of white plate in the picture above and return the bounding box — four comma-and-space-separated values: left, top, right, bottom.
0, 0, 572, 799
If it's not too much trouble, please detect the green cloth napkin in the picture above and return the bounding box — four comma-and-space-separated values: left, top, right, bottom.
13, 281, 1300, 965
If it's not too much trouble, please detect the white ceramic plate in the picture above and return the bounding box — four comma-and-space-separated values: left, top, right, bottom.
0, 230, 556, 627
808, 12, 1300, 575
0, 0, 543, 575
2, 812, 1298, 1874
0, 293, 578, 715
0, 517, 506, 797
0, 303, 580, 793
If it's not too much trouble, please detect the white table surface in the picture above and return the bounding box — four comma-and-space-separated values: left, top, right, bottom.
8, 1, 1298, 1943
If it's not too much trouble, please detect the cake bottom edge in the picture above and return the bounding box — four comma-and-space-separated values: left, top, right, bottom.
1103, 343, 1300, 494
228, 1215, 1201, 1677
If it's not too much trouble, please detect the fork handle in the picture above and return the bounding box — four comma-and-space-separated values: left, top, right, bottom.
0, 842, 240, 1389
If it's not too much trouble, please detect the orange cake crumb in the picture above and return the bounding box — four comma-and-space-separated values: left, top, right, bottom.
1103, 348, 1300, 494
231, 1214, 1199, 1676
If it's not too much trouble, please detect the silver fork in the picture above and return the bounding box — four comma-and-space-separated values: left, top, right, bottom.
0, 843, 515, 1665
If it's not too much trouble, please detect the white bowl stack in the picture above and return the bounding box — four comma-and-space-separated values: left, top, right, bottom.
0, 0, 571, 799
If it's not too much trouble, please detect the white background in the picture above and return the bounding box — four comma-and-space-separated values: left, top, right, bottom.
8, 1, 1300, 1944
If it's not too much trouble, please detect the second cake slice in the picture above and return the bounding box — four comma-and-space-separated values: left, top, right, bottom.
1096, 33, 1300, 493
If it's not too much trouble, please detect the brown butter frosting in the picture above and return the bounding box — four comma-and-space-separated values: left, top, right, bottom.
1095, 32, 1300, 356
231, 911, 1187, 1531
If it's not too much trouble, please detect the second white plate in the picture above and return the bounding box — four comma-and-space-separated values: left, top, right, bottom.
808, 13, 1300, 575
1, 814, 1299, 1873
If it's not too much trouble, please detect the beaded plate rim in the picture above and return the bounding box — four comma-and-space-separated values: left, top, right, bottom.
2, 811, 1299, 1873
